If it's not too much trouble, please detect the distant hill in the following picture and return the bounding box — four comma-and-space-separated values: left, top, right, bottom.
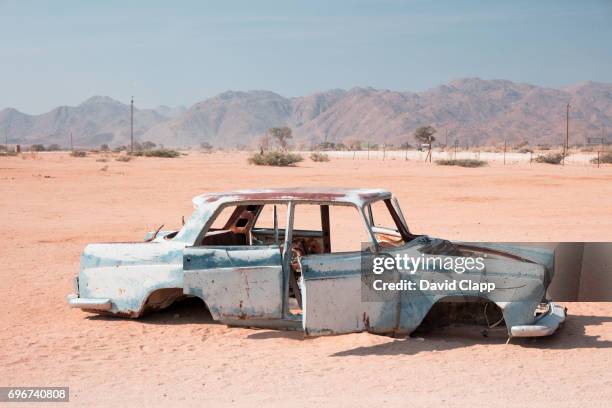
2, 78, 611, 148
0, 96, 166, 147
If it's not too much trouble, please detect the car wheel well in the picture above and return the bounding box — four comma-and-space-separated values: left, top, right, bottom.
416, 296, 504, 331
140, 288, 212, 317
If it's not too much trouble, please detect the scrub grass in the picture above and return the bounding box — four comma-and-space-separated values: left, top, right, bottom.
248, 151, 304, 166
132, 149, 180, 158
591, 152, 612, 164
535, 153, 564, 164
310, 152, 330, 162
435, 159, 487, 168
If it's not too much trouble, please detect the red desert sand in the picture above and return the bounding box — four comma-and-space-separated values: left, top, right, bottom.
1, 152, 611, 407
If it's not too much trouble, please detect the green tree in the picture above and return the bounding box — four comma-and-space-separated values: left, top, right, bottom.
269, 127, 293, 151
414, 126, 437, 145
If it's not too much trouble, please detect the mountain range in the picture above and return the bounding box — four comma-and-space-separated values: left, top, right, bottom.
1, 78, 611, 148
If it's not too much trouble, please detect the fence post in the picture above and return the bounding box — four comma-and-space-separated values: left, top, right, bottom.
598, 151, 600, 168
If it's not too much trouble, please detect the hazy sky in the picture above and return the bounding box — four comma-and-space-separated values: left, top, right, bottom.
1, 0, 611, 113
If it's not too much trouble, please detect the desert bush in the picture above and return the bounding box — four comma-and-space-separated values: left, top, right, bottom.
591, 152, 612, 164
132, 149, 180, 158
535, 153, 564, 164
141, 141, 157, 151
248, 151, 303, 166
314, 141, 337, 151
310, 152, 330, 162
435, 159, 487, 168
46, 144, 63, 151
514, 140, 529, 149
518, 147, 533, 154
115, 155, 132, 162
200, 142, 213, 153
96, 158, 108, 162
145, 149, 180, 158
70, 150, 87, 157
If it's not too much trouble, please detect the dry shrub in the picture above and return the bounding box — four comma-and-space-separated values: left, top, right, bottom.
310, 152, 330, 162
535, 153, 564, 164
435, 159, 487, 168
591, 152, 612, 164
248, 151, 303, 166
70, 150, 87, 158
132, 149, 180, 158
115, 155, 132, 162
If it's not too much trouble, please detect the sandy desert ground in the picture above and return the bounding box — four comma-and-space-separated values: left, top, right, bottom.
1, 151, 612, 407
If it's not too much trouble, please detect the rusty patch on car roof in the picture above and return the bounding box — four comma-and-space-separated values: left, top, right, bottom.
201, 188, 390, 203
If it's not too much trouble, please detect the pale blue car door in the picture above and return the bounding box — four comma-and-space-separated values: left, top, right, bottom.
183, 245, 284, 321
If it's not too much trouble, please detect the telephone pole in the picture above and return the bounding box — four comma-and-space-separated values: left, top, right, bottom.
70, 132, 73, 151
130, 96, 134, 153
563, 103, 570, 165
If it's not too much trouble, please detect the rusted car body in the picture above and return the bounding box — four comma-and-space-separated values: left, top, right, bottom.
67, 188, 566, 338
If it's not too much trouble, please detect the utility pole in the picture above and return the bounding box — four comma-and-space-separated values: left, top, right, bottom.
600, 126, 605, 168
563, 103, 570, 165
70, 132, 73, 151
130, 96, 134, 153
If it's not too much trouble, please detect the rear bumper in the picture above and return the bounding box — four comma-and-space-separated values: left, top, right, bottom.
510, 302, 567, 337
67, 294, 112, 311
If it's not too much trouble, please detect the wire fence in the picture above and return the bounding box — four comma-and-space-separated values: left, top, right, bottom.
296, 149, 607, 166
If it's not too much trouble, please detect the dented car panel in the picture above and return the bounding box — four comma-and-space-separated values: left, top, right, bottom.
67, 188, 566, 338
183, 246, 284, 321
75, 242, 185, 316
300, 239, 555, 336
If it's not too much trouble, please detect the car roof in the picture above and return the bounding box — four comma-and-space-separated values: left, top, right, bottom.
193, 188, 391, 207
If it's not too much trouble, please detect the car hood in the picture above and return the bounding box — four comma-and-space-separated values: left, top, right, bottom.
417, 237, 555, 289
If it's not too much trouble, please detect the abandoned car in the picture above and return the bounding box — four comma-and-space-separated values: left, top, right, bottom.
67, 188, 566, 337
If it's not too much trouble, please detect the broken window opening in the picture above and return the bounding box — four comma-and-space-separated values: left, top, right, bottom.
367, 199, 415, 248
